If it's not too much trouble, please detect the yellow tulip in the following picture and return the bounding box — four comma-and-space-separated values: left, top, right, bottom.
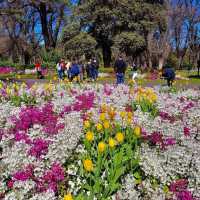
83, 159, 93, 172
134, 126, 141, 138
127, 112, 133, 119
99, 113, 106, 121
108, 108, 116, 120
101, 104, 107, 113
98, 142, 106, 153
103, 121, 110, 129
85, 131, 94, 142
120, 111, 126, 119
109, 138, 116, 148
64, 193, 73, 200
96, 123, 103, 131
116, 132, 124, 143
127, 118, 132, 125
83, 120, 90, 129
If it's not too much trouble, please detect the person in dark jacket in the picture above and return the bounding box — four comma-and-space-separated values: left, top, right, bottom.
91, 58, 99, 81
69, 60, 80, 82
114, 55, 127, 84
162, 65, 176, 87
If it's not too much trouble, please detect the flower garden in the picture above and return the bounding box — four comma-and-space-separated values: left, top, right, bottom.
0, 81, 200, 200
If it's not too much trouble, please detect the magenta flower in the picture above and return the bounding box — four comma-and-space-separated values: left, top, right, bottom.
176, 191, 194, 200
28, 138, 50, 159
170, 179, 188, 192
184, 127, 190, 137
164, 137, 176, 146
36, 162, 65, 193
13, 165, 34, 182
0, 66, 15, 74
159, 111, 175, 123
7, 180, 14, 189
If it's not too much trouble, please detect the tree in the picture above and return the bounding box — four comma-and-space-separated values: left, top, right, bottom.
0, 0, 70, 52
113, 32, 145, 59
76, 0, 166, 67
63, 32, 97, 59
170, 0, 200, 69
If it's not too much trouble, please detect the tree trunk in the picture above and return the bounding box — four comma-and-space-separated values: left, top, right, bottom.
24, 51, 31, 65
102, 44, 111, 67
39, 3, 55, 51
158, 57, 164, 70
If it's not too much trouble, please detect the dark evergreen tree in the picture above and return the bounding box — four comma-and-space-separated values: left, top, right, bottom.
76, 0, 166, 67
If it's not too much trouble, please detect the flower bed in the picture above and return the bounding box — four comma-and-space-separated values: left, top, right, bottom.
0, 81, 199, 200
0, 66, 15, 74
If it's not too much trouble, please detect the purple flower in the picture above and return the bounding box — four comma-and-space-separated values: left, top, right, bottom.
28, 138, 50, 159
164, 137, 176, 146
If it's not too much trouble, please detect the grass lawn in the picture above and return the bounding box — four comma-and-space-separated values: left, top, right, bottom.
0, 69, 199, 88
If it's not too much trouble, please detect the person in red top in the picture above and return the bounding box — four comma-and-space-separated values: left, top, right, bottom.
35, 59, 43, 79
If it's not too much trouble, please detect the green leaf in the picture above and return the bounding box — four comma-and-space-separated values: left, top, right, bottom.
133, 171, 141, 179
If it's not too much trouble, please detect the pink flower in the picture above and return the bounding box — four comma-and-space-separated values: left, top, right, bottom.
104, 84, 112, 96
164, 137, 176, 146
176, 190, 194, 200
28, 138, 50, 159
36, 162, 64, 193
7, 180, 14, 189
170, 179, 188, 192
184, 127, 190, 137
0, 66, 15, 74
13, 165, 34, 182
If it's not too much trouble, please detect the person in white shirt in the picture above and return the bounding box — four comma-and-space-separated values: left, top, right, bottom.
56, 59, 63, 80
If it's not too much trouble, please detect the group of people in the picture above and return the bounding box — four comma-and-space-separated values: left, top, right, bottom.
34, 55, 176, 86
56, 58, 99, 82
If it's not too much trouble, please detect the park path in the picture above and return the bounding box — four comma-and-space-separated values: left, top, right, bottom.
1, 77, 199, 89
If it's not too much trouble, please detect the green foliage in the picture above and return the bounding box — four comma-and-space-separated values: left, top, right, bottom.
64, 32, 97, 58
182, 62, 194, 71
166, 53, 179, 69
40, 49, 63, 63
131, 99, 159, 119
76, 0, 166, 65
113, 32, 146, 56
64, 116, 141, 199
10, 93, 37, 107
62, 22, 80, 43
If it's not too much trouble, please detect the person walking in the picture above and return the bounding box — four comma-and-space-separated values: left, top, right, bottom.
162, 65, 176, 87
35, 59, 43, 79
86, 60, 92, 80
91, 57, 99, 81
131, 61, 138, 80
56, 59, 64, 80
65, 60, 71, 80
69, 59, 80, 82
114, 55, 127, 84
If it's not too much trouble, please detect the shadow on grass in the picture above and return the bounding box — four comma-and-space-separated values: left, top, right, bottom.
188, 75, 200, 79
